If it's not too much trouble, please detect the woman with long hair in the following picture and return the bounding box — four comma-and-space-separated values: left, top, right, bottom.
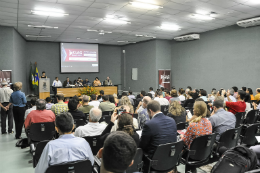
167, 101, 186, 124
118, 96, 134, 114
247, 88, 254, 100
100, 112, 139, 146
180, 101, 212, 148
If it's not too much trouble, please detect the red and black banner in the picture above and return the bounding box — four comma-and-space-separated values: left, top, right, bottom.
0, 71, 12, 86
158, 69, 171, 91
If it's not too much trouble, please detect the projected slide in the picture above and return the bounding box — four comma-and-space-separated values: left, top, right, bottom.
60, 43, 99, 73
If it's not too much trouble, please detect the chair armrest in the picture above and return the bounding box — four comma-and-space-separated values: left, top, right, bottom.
94, 156, 101, 167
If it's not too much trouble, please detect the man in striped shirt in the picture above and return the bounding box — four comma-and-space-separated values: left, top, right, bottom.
51, 94, 68, 115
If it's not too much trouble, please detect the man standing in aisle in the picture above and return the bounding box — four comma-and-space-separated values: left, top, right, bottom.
104, 76, 113, 86
0, 81, 14, 134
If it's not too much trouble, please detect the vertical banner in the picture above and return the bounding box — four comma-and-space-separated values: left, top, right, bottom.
158, 69, 171, 91
0, 71, 12, 87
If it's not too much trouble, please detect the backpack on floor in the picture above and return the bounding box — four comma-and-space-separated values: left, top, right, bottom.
15, 138, 29, 149
211, 145, 257, 173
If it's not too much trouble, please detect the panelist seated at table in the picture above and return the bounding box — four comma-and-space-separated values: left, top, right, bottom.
52, 77, 62, 87
104, 76, 113, 86
63, 77, 72, 87
74, 77, 83, 86
93, 77, 101, 87
83, 78, 91, 86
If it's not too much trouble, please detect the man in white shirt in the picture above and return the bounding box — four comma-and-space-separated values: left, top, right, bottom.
24, 97, 37, 120
128, 90, 135, 100
148, 87, 155, 98
75, 108, 107, 137
0, 81, 13, 134
154, 91, 169, 106
89, 94, 100, 108
224, 88, 237, 102
52, 77, 62, 87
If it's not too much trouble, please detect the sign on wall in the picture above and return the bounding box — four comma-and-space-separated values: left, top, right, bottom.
0, 70, 12, 86
158, 69, 171, 91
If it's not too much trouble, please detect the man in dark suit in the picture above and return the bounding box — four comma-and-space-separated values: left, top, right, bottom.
63, 77, 72, 87
139, 100, 177, 157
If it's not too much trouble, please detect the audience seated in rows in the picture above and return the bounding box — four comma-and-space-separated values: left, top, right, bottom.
165, 91, 172, 101
183, 91, 195, 108
138, 96, 151, 129
118, 96, 134, 113
178, 88, 185, 101
244, 93, 253, 116
128, 90, 135, 100
35, 112, 94, 173
97, 90, 104, 102
78, 95, 93, 114
88, 94, 100, 108
224, 88, 237, 102
148, 87, 155, 98
45, 97, 53, 110
100, 112, 140, 147
170, 89, 180, 103
51, 94, 68, 116
246, 88, 254, 100
224, 90, 246, 115
118, 92, 134, 106
167, 100, 186, 124
97, 131, 137, 173
98, 95, 116, 112
24, 99, 55, 130
75, 108, 107, 137
24, 97, 37, 120
111, 105, 139, 131
68, 99, 85, 122
209, 96, 236, 140
154, 91, 169, 106
180, 101, 212, 148
139, 100, 177, 157
199, 89, 208, 101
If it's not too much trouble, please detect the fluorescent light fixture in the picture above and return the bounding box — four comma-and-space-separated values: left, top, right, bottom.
99, 33, 105, 35
159, 24, 181, 31
144, 35, 156, 38
129, 1, 163, 9
87, 29, 98, 32
104, 18, 130, 24
117, 41, 136, 43
26, 35, 51, 38
191, 14, 215, 20
117, 41, 126, 42
136, 34, 143, 37
28, 25, 58, 29
31, 10, 69, 17
77, 37, 81, 39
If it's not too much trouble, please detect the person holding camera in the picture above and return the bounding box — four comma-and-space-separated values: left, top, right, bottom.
99, 106, 140, 147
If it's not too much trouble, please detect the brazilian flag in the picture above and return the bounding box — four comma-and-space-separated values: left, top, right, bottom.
34, 66, 39, 89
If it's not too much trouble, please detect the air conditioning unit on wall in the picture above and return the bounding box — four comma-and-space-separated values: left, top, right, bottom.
237, 17, 260, 28
174, 34, 200, 42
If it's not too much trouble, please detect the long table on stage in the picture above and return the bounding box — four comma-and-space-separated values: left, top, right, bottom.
56, 86, 118, 97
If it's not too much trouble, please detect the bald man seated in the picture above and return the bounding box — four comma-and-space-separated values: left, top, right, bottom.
138, 96, 152, 129
74, 108, 107, 137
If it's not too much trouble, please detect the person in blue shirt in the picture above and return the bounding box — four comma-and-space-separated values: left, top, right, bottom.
8, 82, 27, 139
35, 112, 94, 173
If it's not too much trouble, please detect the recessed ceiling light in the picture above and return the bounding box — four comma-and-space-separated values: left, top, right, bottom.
77, 37, 80, 39
31, 10, 69, 17
26, 35, 51, 38
28, 25, 58, 29
129, 1, 163, 9
104, 18, 130, 24
159, 24, 181, 31
191, 14, 215, 20
144, 35, 156, 38
136, 34, 143, 37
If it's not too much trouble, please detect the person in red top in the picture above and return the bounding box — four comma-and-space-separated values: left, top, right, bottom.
24, 99, 56, 129
224, 90, 246, 115
165, 91, 172, 101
